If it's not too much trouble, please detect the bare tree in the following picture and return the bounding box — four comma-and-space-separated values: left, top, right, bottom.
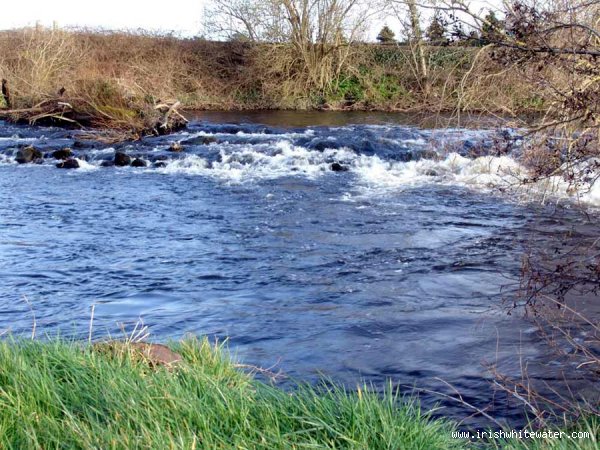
205, 0, 286, 42
431, 0, 600, 133
206, 0, 374, 91
387, 0, 431, 96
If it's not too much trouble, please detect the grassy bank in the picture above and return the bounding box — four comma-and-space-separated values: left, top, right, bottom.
0, 337, 598, 449
0, 27, 543, 132
0, 337, 462, 449
2, 336, 600, 449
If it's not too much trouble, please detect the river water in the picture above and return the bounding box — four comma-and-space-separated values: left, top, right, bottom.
0, 112, 597, 428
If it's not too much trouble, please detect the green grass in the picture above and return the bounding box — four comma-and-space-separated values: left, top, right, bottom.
0, 337, 463, 449
1, 337, 598, 449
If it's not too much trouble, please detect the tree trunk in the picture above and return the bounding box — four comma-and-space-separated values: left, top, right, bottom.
1, 79, 11, 109
406, 0, 430, 96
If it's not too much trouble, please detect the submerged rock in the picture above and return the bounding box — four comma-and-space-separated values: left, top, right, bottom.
72, 140, 98, 150
131, 158, 148, 167
56, 158, 80, 169
168, 142, 184, 152
52, 148, 73, 160
153, 161, 168, 168
331, 162, 349, 172
100, 160, 115, 167
311, 140, 341, 152
16, 146, 43, 164
181, 136, 217, 146
114, 152, 131, 166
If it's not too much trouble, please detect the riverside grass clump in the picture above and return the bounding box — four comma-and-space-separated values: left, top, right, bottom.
0, 337, 463, 449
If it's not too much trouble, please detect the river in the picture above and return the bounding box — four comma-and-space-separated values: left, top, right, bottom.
0, 112, 597, 429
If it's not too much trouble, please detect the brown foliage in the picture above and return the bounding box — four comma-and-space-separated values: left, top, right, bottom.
0, 25, 550, 121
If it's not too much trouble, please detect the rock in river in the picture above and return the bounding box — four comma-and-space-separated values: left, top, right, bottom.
52, 148, 73, 160
56, 158, 80, 169
330, 162, 349, 172
16, 146, 43, 164
114, 152, 131, 166
131, 158, 148, 167
180, 136, 217, 146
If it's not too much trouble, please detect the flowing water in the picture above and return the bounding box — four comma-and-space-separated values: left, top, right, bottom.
0, 112, 598, 428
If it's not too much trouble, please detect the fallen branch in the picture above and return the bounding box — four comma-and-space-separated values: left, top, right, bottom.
1, 95, 188, 140
0, 99, 80, 127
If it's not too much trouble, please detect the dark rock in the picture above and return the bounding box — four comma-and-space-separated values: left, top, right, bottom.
72, 140, 97, 150
146, 154, 169, 162
52, 148, 73, 160
200, 136, 217, 145
153, 161, 168, 168
16, 146, 43, 164
114, 152, 131, 166
168, 142, 184, 152
131, 158, 148, 167
56, 158, 80, 169
180, 136, 217, 146
101, 160, 115, 167
311, 140, 340, 151
425, 169, 438, 176
330, 162, 349, 172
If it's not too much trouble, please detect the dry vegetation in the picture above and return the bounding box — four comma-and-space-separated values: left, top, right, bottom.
0, 26, 544, 133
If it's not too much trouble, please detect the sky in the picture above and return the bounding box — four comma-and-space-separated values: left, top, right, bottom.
0, 0, 502, 40
0, 0, 206, 36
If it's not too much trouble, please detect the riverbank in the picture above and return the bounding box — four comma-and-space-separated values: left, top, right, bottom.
0, 27, 544, 135
0, 337, 597, 449
0, 337, 461, 449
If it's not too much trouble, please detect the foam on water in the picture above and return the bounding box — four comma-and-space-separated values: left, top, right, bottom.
152, 140, 600, 208
353, 153, 523, 190
157, 155, 210, 175
73, 158, 98, 172
1, 120, 600, 207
